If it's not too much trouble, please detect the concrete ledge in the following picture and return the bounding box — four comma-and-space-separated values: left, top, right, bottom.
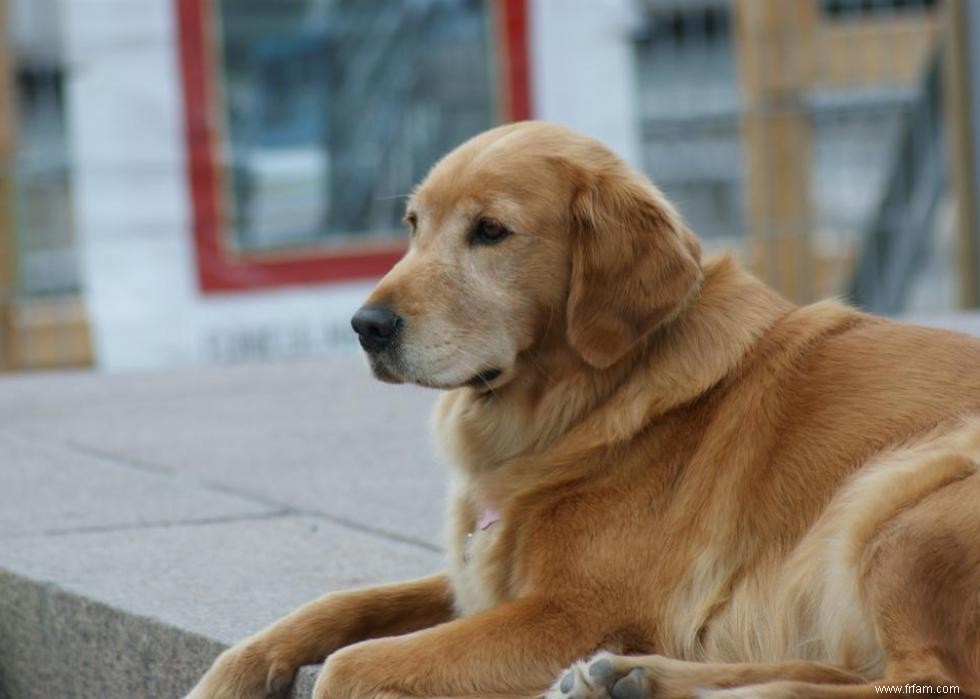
0, 569, 224, 699
0, 358, 444, 698
0, 565, 321, 698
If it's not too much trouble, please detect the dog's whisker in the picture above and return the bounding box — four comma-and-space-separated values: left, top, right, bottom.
525, 351, 552, 384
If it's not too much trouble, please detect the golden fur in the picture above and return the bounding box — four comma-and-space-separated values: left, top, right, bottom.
187, 122, 980, 699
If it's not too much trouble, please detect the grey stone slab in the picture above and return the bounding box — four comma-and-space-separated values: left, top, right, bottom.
0, 568, 225, 699
0, 358, 449, 549
0, 515, 443, 698
0, 515, 443, 647
0, 358, 447, 697
0, 433, 275, 537
292, 666, 321, 699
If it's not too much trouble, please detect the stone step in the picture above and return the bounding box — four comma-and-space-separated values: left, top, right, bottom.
0, 359, 444, 698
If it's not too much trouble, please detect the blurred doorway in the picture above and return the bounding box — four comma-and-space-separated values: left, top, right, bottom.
0, 0, 91, 371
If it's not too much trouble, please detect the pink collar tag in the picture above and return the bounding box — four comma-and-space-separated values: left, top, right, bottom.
478, 508, 500, 531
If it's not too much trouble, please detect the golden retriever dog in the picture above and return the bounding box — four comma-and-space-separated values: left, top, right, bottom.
187, 122, 980, 699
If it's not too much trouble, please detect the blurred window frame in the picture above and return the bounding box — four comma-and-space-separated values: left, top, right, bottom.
175, 0, 531, 294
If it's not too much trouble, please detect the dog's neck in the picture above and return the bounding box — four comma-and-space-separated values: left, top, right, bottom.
432, 255, 791, 481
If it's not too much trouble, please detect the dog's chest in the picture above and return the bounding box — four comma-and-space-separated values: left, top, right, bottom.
448, 517, 510, 617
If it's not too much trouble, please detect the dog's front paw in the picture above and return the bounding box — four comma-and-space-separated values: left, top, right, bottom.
546, 652, 656, 699
185, 639, 295, 699
312, 647, 402, 699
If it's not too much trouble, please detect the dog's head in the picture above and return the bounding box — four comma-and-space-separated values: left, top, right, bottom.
351, 122, 702, 391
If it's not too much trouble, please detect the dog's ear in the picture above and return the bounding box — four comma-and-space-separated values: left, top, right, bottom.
567, 167, 703, 369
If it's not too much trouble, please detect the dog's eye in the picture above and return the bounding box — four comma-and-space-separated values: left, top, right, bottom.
471, 218, 511, 246
404, 212, 418, 236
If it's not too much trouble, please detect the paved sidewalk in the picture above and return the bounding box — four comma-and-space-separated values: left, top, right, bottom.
0, 357, 446, 698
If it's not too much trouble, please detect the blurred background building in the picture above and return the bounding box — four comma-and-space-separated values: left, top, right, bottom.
1, 0, 979, 371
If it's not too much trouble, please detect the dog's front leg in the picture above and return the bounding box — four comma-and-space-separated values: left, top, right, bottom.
186, 573, 455, 699
313, 595, 604, 699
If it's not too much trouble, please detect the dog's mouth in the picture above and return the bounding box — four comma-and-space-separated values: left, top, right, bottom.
368, 353, 504, 392
465, 368, 503, 390
365, 353, 406, 385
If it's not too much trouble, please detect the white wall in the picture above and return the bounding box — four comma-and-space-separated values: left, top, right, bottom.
64, 0, 372, 371
530, 0, 642, 167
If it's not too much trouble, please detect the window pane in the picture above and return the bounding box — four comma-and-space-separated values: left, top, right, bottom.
214, 0, 495, 252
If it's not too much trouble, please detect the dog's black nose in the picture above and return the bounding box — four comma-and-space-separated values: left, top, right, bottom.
351, 305, 402, 352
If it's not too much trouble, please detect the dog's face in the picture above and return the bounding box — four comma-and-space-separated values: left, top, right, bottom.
352, 122, 703, 391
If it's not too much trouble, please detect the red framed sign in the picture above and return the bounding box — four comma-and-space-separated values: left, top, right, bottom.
176, 0, 531, 293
